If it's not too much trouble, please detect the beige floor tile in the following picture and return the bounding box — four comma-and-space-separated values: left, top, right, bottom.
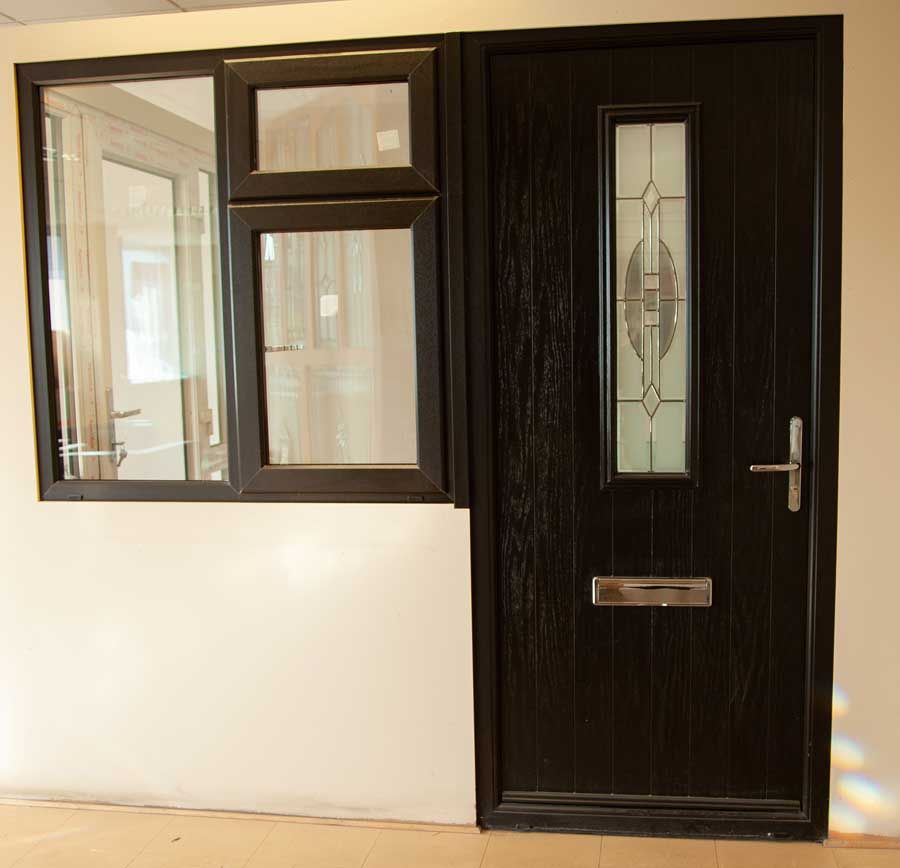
12, 809, 171, 868
717, 839, 837, 868
245, 821, 378, 868
483, 830, 603, 868
127, 814, 275, 868
0, 806, 75, 868
361, 829, 488, 868
599, 835, 716, 868
833, 850, 900, 868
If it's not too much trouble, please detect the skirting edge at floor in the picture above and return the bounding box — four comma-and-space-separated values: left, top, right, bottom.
0, 796, 481, 835
3, 797, 897, 849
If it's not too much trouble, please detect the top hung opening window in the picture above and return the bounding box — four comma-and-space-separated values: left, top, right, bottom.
224, 48, 438, 199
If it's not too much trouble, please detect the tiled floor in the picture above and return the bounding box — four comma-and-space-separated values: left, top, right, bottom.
0, 803, 897, 868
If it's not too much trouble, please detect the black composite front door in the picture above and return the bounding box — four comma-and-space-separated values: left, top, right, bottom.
465, 17, 842, 839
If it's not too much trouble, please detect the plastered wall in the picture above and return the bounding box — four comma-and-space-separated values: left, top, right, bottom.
1, 0, 898, 835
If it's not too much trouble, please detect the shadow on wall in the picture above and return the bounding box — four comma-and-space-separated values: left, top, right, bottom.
830, 684, 898, 834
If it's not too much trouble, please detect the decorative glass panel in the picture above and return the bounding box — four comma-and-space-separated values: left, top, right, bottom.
261, 228, 417, 465
256, 83, 410, 173
614, 121, 688, 473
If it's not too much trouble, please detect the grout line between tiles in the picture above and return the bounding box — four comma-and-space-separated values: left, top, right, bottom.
476, 829, 493, 868
358, 827, 382, 868
239, 820, 278, 868
121, 814, 177, 868
6, 809, 76, 868
714, 838, 720, 868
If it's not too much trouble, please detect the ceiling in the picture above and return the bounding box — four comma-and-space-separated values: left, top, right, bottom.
0, 0, 322, 25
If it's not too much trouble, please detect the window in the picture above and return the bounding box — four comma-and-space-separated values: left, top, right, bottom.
20, 41, 453, 502
256, 82, 411, 173
38, 76, 228, 484
600, 105, 698, 483
225, 49, 437, 199
229, 198, 443, 496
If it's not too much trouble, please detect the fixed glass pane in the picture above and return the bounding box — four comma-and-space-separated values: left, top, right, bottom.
261, 228, 417, 465
652, 401, 686, 472
615, 124, 651, 197
41, 77, 228, 481
256, 83, 410, 172
614, 120, 688, 473
618, 401, 651, 472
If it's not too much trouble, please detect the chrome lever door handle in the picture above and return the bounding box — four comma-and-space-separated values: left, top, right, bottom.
112, 441, 128, 468
110, 407, 141, 419
748, 416, 803, 512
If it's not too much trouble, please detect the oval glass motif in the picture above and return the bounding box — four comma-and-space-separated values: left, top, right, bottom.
624, 238, 679, 358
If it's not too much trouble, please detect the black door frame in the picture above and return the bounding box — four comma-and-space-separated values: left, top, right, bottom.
462, 15, 843, 839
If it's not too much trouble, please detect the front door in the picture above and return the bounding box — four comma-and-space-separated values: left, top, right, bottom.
465, 17, 842, 839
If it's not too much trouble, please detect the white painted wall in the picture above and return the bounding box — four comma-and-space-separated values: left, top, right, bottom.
1, 0, 899, 836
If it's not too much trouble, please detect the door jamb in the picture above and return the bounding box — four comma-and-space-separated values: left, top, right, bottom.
462, 14, 843, 839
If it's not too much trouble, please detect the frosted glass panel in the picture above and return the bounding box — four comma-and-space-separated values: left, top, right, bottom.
256, 83, 410, 172
261, 228, 417, 465
615, 124, 651, 197
652, 402, 686, 472
651, 123, 687, 196
614, 120, 688, 473
618, 401, 651, 472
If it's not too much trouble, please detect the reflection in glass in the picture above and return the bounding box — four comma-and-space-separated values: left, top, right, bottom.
41, 77, 228, 480
261, 228, 417, 465
614, 121, 688, 473
256, 82, 410, 173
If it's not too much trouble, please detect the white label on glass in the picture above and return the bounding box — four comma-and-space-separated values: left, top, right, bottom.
376, 129, 401, 152
319, 293, 340, 318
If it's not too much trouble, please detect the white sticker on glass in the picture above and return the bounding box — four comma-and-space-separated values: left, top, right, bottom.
319, 293, 340, 318
376, 129, 401, 152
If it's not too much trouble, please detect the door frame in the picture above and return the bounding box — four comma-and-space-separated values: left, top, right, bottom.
462, 14, 843, 839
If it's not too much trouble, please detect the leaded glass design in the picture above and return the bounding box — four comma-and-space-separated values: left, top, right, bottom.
615, 122, 688, 473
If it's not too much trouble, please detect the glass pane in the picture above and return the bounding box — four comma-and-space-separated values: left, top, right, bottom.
41, 77, 228, 481
614, 120, 688, 473
261, 228, 417, 465
615, 124, 650, 197
652, 401, 686, 472
618, 402, 651, 473
256, 83, 410, 172
651, 123, 686, 197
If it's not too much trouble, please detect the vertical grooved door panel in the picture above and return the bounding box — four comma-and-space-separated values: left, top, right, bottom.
571, 48, 614, 796
531, 51, 575, 793
729, 41, 778, 800
493, 53, 537, 793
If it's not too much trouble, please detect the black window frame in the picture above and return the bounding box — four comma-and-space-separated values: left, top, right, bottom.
225, 48, 438, 200
17, 35, 466, 505
229, 196, 445, 496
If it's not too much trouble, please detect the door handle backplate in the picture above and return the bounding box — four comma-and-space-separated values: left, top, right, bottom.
749, 416, 802, 512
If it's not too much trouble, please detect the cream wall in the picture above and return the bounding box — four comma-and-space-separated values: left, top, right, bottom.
1, 0, 898, 836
